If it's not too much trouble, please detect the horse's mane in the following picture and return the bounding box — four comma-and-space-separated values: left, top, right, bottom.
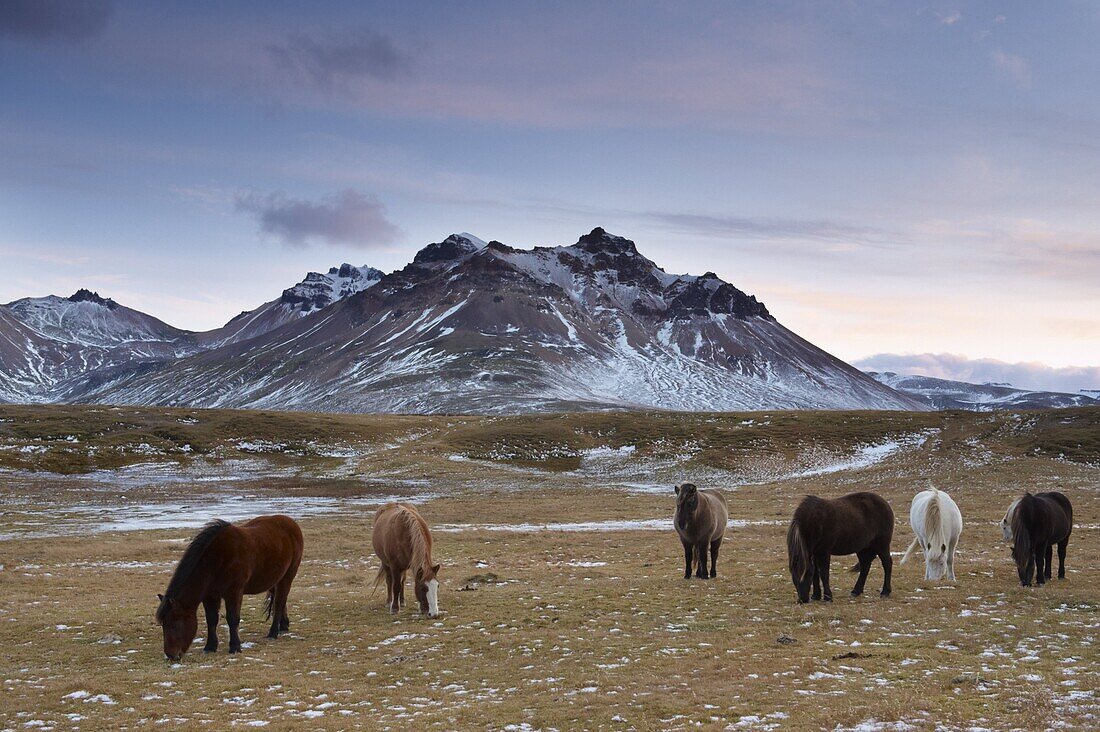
398, 505, 434, 574
156, 519, 231, 621
1011, 493, 1034, 566
924, 488, 944, 551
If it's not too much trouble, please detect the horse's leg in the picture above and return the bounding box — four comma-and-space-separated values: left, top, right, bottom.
695, 541, 709, 579
266, 586, 283, 640
226, 590, 244, 654
397, 570, 407, 607
851, 549, 874, 597
1044, 544, 1054, 581
815, 554, 832, 602
202, 597, 219, 653
811, 563, 821, 601
709, 538, 721, 579
946, 540, 957, 582
681, 540, 693, 580
278, 554, 301, 632
1034, 545, 1046, 586
1057, 538, 1068, 579
388, 568, 401, 614
382, 564, 394, 609
878, 548, 893, 598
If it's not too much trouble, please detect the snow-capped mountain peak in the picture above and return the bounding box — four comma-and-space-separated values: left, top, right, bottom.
413, 233, 487, 265
279, 263, 384, 313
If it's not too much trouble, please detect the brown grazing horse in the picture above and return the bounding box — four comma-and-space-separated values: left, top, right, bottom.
372, 503, 441, 617
787, 492, 894, 603
156, 515, 303, 661
674, 483, 728, 580
1011, 491, 1073, 587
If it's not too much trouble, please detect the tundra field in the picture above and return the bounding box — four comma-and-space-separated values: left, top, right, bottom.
0, 405, 1097, 731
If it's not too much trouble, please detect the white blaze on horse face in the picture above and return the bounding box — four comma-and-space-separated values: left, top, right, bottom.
427, 579, 439, 617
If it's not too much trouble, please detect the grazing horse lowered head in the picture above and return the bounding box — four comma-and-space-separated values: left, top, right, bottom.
1011, 492, 1073, 587
674, 483, 728, 580
900, 486, 963, 582
787, 492, 894, 603
156, 515, 304, 662
372, 503, 442, 617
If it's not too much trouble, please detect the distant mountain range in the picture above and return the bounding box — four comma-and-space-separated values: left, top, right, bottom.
0, 227, 1047, 414
867, 372, 1098, 411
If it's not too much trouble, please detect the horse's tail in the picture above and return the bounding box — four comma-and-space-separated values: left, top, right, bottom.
899, 536, 920, 565
787, 520, 812, 582
370, 566, 386, 597
264, 589, 275, 620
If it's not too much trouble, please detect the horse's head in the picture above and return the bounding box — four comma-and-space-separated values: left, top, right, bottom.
156, 594, 197, 662
675, 483, 699, 513
924, 540, 949, 580
415, 564, 442, 619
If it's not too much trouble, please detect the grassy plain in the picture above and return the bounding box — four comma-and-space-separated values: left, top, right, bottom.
0, 405, 1097, 730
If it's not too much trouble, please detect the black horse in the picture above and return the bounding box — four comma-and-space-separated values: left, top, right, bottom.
787, 492, 894, 603
1011, 492, 1073, 587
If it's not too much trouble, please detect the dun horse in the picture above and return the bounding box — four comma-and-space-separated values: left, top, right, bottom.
674, 483, 727, 580
156, 515, 303, 661
372, 503, 441, 617
900, 487, 963, 581
787, 492, 893, 603
1010, 492, 1073, 587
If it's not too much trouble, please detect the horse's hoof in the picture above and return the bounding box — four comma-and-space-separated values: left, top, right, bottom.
267, 631, 279, 640
879, 591, 891, 598
203, 647, 217, 654
850, 591, 861, 598
229, 647, 241, 655
823, 596, 833, 602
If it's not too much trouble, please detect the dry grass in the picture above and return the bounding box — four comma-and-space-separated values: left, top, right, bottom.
0, 405, 1098, 730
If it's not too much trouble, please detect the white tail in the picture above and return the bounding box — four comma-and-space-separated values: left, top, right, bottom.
900, 536, 920, 564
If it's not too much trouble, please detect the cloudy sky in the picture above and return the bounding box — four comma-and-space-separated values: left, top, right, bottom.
1, 1, 1097, 390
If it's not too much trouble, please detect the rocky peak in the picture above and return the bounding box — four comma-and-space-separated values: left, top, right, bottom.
413, 233, 486, 265
574, 227, 638, 256
68, 289, 118, 310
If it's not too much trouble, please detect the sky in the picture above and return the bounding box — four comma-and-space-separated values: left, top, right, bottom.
1, 1, 1098, 391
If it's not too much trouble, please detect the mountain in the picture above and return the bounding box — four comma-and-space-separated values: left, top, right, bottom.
201, 263, 383, 347
1, 290, 199, 402
0, 265, 382, 403
68, 229, 925, 413
867, 372, 1099, 411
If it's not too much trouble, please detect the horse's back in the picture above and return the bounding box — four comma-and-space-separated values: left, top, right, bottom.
372, 502, 428, 567
1036, 492, 1073, 539
826, 492, 894, 554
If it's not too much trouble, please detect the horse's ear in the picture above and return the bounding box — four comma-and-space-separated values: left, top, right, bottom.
674, 485, 680, 495
157, 593, 164, 602
432, 563, 441, 575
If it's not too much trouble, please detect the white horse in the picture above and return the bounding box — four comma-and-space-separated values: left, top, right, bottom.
900, 486, 963, 581
1000, 497, 1021, 542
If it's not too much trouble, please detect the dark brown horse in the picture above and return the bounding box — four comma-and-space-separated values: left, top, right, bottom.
372, 503, 441, 617
674, 483, 728, 580
787, 492, 894, 603
156, 515, 303, 661
1011, 491, 1072, 587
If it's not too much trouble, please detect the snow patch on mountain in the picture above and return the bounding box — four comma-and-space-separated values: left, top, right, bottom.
868, 372, 1098, 411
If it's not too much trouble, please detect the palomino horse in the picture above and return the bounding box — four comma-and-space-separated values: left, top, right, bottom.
156, 515, 303, 661
372, 503, 441, 617
1010, 492, 1073, 587
674, 483, 727, 580
900, 487, 963, 581
787, 492, 894, 603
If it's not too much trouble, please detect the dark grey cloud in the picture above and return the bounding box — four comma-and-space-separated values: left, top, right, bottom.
854, 353, 1100, 394
266, 28, 412, 90
0, 0, 112, 41
235, 189, 401, 249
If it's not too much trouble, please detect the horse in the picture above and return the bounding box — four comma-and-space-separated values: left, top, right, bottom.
156, 515, 303, 661
674, 483, 728, 580
900, 486, 963, 581
787, 492, 894, 603
1000, 497, 1022, 542
1010, 492, 1072, 587
372, 503, 441, 617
